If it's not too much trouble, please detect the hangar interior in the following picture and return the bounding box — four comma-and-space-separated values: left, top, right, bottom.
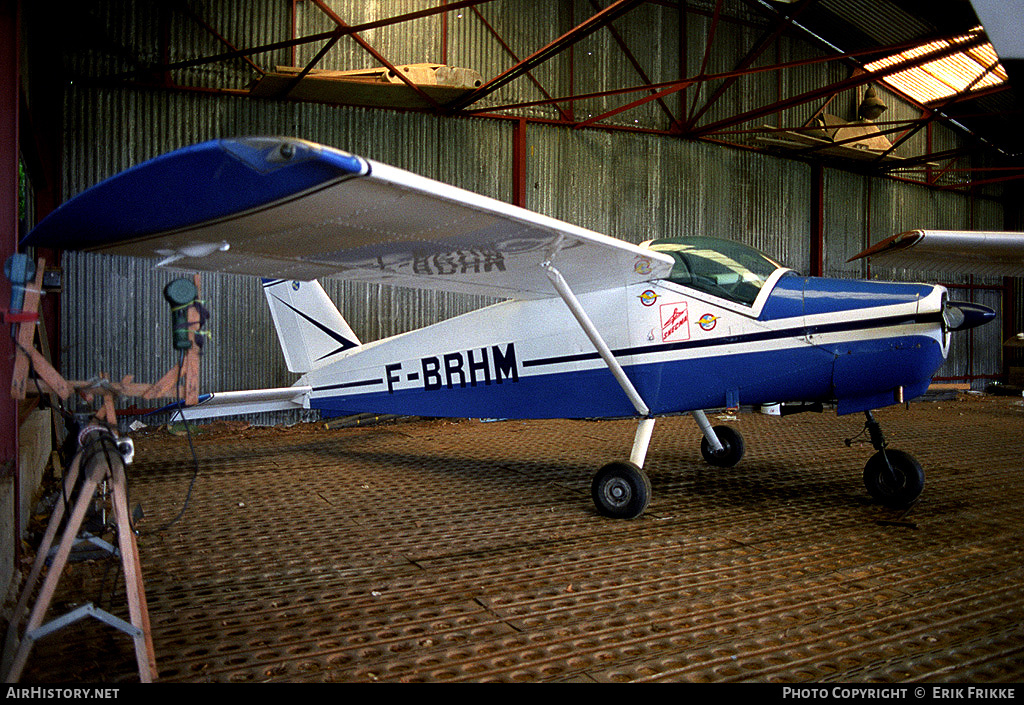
2, 0, 1024, 683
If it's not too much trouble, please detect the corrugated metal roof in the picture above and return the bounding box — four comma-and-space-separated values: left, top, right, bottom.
780, 0, 1022, 158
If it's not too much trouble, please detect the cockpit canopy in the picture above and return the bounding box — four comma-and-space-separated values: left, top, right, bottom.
643, 236, 784, 306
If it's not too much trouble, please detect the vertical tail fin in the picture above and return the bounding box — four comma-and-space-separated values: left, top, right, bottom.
262, 279, 361, 374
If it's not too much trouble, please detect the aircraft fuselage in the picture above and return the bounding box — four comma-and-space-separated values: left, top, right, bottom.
301, 271, 948, 419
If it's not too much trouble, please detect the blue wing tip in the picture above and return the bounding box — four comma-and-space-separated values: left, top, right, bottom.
21, 137, 370, 249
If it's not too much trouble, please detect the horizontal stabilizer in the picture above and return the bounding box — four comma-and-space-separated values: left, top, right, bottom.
173, 386, 312, 421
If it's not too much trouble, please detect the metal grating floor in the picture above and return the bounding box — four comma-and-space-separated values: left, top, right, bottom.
13, 395, 1024, 683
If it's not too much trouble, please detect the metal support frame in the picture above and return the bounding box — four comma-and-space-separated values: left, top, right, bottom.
452, 0, 645, 109
869, 58, 1002, 166
300, 0, 441, 108
684, 0, 724, 127
810, 162, 824, 277
689, 31, 988, 138
469, 5, 573, 122
113, 0, 497, 80
683, 0, 814, 131
588, 0, 680, 130
541, 261, 657, 467
512, 118, 527, 207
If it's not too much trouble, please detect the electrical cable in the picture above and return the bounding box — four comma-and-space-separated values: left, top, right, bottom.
149, 348, 202, 533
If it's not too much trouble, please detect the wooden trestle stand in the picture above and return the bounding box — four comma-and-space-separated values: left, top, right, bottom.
3, 258, 205, 683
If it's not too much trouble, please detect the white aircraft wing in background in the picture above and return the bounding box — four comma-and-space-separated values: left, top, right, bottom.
849, 230, 1024, 277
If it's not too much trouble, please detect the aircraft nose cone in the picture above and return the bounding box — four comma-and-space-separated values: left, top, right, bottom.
943, 300, 997, 332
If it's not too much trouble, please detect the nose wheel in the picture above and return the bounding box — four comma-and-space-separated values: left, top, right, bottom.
855, 411, 925, 508
864, 449, 924, 508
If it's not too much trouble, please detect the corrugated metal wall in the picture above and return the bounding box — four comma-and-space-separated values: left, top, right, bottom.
44, 0, 1012, 422
527, 124, 812, 271
823, 168, 1007, 382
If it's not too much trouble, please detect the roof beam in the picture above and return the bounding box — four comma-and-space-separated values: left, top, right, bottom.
687, 31, 988, 138
112, 0, 497, 79
449, 0, 645, 110
574, 80, 693, 128
469, 5, 572, 122
589, 0, 680, 129
285, 0, 441, 108
464, 36, 957, 118
464, 76, 695, 116
684, 0, 723, 125
870, 56, 1002, 163
683, 0, 815, 131
178, 3, 264, 76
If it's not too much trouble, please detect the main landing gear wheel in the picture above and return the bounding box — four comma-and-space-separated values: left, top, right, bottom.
592, 461, 651, 519
863, 449, 924, 508
700, 425, 745, 467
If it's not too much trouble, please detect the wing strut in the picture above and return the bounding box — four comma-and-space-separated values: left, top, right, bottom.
542, 261, 655, 468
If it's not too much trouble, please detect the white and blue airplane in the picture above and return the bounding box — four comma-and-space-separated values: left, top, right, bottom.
22, 136, 1000, 519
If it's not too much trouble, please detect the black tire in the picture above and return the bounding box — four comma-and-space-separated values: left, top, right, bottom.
591, 461, 651, 519
863, 449, 924, 508
700, 425, 745, 467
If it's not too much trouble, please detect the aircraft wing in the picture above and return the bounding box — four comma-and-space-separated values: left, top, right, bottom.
22, 136, 673, 299
849, 229, 1024, 277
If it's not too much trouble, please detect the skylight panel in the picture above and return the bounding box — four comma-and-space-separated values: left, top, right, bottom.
864, 29, 1007, 104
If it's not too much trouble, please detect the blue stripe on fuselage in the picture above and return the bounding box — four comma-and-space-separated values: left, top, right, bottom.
521, 310, 943, 370
309, 333, 944, 419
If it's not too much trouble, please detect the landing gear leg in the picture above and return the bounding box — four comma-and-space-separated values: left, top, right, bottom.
592, 418, 655, 519
629, 417, 656, 468
542, 262, 659, 520
859, 410, 924, 508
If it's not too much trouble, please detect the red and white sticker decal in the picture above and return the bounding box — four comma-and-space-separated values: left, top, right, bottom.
660, 302, 690, 342
638, 289, 659, 306
698, 313, 718, 331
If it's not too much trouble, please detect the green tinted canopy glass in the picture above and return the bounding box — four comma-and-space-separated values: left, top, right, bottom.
645, 237, 783, 306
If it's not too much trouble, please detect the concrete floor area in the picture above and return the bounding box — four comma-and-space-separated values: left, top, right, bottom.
11, 394, 1024, 683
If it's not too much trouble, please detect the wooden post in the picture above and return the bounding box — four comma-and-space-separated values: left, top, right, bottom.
2, 436, 158, 683
9, 259, 46, 400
